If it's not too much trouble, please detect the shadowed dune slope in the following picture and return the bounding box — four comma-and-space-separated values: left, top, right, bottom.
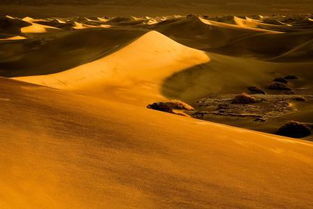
0, 15, 31, 37
213, 30, 313, 60
0, 28, 147, 76
1, 78, 313, 209
162, 53, 313, 102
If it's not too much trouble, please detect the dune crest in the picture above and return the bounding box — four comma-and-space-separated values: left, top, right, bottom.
0, 35, 26, 40
199, 16, 281, 34
233, 16, 291, 32
15, 31, 209, 103
21, 17, 60, 33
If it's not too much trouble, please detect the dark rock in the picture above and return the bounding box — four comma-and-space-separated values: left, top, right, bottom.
273, 77, 288, 84
292, 96, 307, 102
147, 102, 173, 113
268, 82, 291, 91
147, 101, 194, 114
231, 93, 256, 104
276, 121, 311, 138
247, 86, 266, 94
284, 75, 299, 80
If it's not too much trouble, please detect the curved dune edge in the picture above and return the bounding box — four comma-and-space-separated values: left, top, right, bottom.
1, 77, 313, 209
233, 16, 290, 32
73, 21, 111, 29
21, 17, 61, 33
15, 31, 210, 103
199, 17, 282, 34
21, 22, 60, 33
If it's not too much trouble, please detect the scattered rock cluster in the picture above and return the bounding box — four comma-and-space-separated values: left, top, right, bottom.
148, 74, 312, 139
267, 75, 299, 93
248, 74, 299, 95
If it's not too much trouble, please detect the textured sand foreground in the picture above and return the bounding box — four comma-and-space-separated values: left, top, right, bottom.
1, 78, 313, 209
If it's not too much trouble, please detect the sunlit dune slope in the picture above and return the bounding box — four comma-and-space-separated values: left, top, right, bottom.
21, 22, 60, 33
1, 78, 313, 209
0, 35, 26, 40
15, 31, 210, 104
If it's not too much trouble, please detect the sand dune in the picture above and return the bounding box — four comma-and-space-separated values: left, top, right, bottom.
0, 35, 26, 40
21, 17, 61, 33
234, 16, 293, 32
15, 31, 210, 103
73, 21, 111, 29
202, 17, 282, 33
21, 22, 60, 33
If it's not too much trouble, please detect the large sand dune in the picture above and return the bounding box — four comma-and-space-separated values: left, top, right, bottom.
1, 14, 313, 209
15, 31, 210, 103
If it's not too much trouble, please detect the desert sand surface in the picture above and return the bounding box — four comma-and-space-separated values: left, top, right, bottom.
1, 13, 313, 209
1, 78, 313, 209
